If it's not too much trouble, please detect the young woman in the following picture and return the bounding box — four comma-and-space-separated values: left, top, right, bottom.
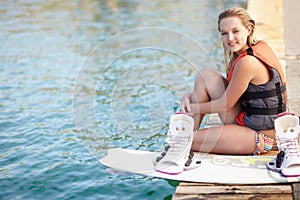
180, 7, 287, 155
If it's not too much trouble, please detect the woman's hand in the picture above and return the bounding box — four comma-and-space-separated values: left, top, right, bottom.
180, 92, 192, 113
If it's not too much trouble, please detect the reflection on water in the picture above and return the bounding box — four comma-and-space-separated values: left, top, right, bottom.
0, 0, 246, 199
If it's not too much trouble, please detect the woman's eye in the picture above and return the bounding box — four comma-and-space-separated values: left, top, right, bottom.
221, 32, 227, 36
233, 30, 239, 34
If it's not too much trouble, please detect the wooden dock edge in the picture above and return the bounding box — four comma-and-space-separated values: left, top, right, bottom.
173, 182, 300, 200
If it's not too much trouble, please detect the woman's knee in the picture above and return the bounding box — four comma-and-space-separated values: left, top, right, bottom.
195, 68, 218, 82
195, 68, 227, 99
195, 68, 225, 86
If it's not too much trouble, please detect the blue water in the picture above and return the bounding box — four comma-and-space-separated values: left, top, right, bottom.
0, 0, 246, 199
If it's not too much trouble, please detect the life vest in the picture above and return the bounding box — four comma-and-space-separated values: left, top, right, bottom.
227, 41, 287, 130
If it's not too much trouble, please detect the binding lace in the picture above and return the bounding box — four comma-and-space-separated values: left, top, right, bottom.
155, 135, 192, 163
277, 135, 300, 158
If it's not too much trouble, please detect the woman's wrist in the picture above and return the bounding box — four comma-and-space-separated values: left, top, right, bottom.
190, 103, 200, 114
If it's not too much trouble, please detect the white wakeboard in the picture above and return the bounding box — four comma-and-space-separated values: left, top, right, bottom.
100, 148, 300, 184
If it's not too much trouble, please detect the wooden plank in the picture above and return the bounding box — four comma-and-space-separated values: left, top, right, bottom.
293, 183, 300, 200
178, 182, 218, 186
173, 183, 293, 199
175, 185, 292, 195
173, 194, 292, 200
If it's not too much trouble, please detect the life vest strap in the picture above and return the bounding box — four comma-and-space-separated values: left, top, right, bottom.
241, 84, 286, 100
241, 104, 286, 115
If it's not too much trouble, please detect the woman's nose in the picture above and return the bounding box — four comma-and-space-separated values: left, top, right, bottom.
228, 32, 234, 41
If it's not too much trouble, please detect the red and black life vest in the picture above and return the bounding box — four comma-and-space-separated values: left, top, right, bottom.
227, 41, 287, 130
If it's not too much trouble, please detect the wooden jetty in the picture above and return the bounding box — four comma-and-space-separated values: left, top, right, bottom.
173, 182, 299, 199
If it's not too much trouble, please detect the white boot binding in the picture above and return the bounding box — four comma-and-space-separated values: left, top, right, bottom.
154, 113, 201, 174
266, 114, 300, 177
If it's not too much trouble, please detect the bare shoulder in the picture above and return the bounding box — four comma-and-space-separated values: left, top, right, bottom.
235, 55, 270, 84
235, 55, 265, 71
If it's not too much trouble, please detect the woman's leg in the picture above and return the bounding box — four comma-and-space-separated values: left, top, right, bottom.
192, 124, 257, 155
190, 68, 240, 129
187, 68, 251, 154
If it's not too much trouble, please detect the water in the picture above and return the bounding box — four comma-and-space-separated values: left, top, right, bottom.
0, 0, 246, 199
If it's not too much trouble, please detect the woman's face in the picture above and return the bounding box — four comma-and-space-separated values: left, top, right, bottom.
219, 16, 251, 54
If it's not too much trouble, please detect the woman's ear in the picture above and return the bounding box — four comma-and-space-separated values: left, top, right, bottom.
247, 25, 252, 35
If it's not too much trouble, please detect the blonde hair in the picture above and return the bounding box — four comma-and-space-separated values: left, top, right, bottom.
218, 7, 258, 72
